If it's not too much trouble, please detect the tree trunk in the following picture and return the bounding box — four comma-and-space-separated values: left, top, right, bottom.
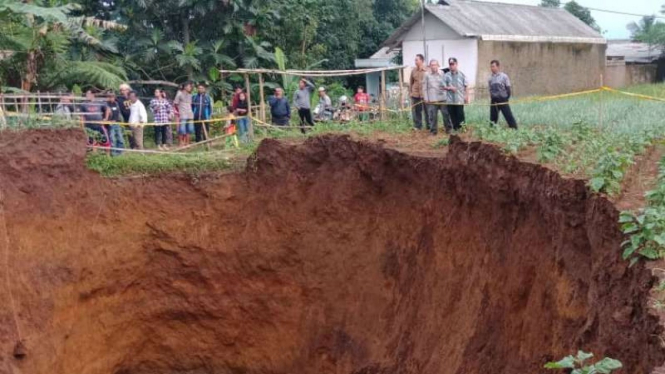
21, 51, 37, 92
182, 15, 193, 81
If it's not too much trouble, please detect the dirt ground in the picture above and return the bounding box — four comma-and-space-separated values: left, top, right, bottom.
0, 129, 664, 374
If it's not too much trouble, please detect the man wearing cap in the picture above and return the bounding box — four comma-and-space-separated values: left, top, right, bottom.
314, 87, 333, 122
422, 59, 451, 135
409, 54, 427, 130
443, 57, 468, 131
293, 78, 315, 133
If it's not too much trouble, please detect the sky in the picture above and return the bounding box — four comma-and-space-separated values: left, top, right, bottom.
477, 0, 664, 39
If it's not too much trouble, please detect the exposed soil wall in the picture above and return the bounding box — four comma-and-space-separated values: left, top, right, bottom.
0, 129, 663, 374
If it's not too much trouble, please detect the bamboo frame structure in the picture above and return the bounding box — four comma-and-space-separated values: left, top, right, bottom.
219, 66, 406, 77
220, 65, 406, 125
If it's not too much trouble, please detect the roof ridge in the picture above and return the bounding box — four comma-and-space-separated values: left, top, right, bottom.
427, 0, 567, 12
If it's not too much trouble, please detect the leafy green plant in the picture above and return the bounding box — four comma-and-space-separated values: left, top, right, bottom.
589, 149, 633, 195
619, 157, 665, 265
620, 208, 665, 265
570, 121, 594, 142
537, 128, 568, 162
545, 351, 622, 374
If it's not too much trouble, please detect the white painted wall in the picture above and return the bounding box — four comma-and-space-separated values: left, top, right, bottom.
402, 38, 479, 98
402, 13, 463, 41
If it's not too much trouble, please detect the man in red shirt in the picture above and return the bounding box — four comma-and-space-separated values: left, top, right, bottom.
354, 86, 370, 121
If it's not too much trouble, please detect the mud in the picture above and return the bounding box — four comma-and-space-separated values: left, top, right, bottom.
0, 129, 663, 374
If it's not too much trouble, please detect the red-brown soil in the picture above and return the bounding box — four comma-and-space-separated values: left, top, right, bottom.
0, 129, 664, 374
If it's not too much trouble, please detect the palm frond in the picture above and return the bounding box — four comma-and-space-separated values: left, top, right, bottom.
49, 61, 128, 89
242, 56, 258, 69
167, 40, 184, 52
68, 16, 127, 31
0, 1, 75, 24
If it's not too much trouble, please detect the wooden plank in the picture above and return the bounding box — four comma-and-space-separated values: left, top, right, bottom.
380, 70, 387, 120
244, 73, 254, 141
398, 68, 405, 115
259, 73, 266, 123
128, 80, 179, 88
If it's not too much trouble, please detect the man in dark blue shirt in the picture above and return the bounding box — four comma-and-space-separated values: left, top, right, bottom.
104, 92, 125, 156
192, 83, 213, 142
268, 87, 290, 126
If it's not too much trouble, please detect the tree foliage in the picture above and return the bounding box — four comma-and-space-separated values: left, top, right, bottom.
0, 0, 417, 93
0, 0, 126, 91
539, 0, 599, 32
539, 0, 561, 8
628, 15, 665, 52
564, 1, 599, 31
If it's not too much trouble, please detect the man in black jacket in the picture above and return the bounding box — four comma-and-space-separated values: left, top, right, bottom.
117, 83, 133, 146
488, 60, 517, 129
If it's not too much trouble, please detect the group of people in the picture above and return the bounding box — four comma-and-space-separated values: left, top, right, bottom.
267, 79, 373, 133
409, 54, 518, 135
58, 81, 254, 155
59, 56, 519, 156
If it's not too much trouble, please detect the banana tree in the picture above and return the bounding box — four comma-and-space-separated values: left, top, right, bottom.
0, 0, 126, 91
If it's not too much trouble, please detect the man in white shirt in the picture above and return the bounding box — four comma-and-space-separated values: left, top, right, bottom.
128, 91, 148, 149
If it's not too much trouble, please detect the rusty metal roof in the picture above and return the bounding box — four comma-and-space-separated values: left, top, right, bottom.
607, 40, 663, 63
382, 0, 605, 48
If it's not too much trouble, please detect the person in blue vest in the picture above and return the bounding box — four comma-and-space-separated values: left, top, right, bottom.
192, 82, 213, 142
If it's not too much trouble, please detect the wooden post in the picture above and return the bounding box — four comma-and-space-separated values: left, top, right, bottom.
0, 94, 5, 130
201, 119, 211, 151
244, 73, 254, 141
380, 70, 387, 121
259, 73, 266, 123
599, 74, 604, 130
398, 68, 405, 117
37, 91, 42, 115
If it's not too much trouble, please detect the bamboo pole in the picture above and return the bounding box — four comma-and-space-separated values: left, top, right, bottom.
218, 66, 407, 77
599, 74, 604, 130
202, 120, 211, 151
259, 73, 266, 123
398, 68, 405, 116
244, 73, 254, 141
128, 80, 179, 88
380, 70, 387, 121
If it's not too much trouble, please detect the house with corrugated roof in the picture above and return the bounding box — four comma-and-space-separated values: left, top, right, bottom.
375, 0, 606, 100
605, 40, 663, 87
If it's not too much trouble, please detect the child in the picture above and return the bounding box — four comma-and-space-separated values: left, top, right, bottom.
224, 106, 239, 148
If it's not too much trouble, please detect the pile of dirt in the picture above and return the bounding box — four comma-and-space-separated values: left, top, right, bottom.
0, 129, 663, 374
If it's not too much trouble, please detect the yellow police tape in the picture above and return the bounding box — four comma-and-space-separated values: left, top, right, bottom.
1, 86, 663, 127
1, 112, 245, 127
602, 86, 665, 103
405, 88, 604, 110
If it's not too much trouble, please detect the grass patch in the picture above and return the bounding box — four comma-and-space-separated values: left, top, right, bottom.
465, 83, 665, 133
86, 152, 234, 177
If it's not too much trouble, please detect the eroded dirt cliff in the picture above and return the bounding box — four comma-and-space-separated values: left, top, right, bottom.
0, 129, 662, 374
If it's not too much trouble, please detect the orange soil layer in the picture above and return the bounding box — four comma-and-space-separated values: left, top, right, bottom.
0, 129, 663, 374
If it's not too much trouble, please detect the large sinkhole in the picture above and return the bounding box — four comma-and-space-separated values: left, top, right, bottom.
0, 130, 663, 374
